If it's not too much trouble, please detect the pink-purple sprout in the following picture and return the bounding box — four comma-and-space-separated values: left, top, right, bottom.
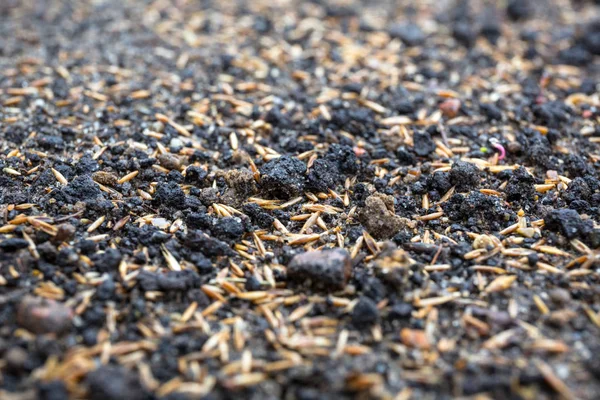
490, 140, 506, 161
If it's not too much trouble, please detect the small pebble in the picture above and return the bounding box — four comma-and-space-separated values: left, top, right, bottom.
400, 328, 431, 349
439, 98, 461, 117
53, 223, 76, 244
17, 296, 73, 335
157, 153, 181, 170
92, 171, 118, 186
359, 193, 413, 239
287, 248, 352, 291
549, 288, 571, 305
86, 366, 147, 400
5, 346, 28, 372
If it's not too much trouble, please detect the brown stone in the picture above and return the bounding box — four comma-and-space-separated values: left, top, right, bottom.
548, 288, 571, 305
439, 98, 461, 117
52, 223, 76, 244
17, 296, 73, 335
92, 171, 118, 186
287, 248, 352, 291
358, 193, 414, 239
400, 328, 431, 350
157, 153, 181, 170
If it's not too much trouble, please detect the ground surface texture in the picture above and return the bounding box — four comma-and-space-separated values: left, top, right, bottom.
1, 0, 600, 399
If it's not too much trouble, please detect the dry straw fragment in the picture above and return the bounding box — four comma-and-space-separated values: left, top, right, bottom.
485, 275, 517, 293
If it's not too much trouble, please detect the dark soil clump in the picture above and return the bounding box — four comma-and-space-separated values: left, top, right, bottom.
259, 156, 306, 199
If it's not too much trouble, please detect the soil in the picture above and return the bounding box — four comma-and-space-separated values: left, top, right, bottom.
1, 0, 600, 399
